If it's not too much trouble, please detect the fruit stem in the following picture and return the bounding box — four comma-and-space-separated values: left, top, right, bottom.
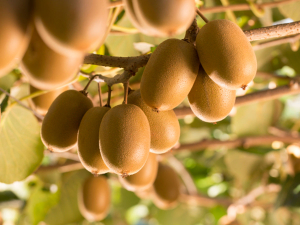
106, 85, 112, 107
98, 83, 103, 107
123, 82, 129, 104
83, 74, 98, 92
196, 8, 209, 24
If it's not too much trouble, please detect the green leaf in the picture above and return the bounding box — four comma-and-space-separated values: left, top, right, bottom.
0, 105, 44, 184
43, 170, 90, 225
1, 89, 9, 113
231, 100, 275, 137
0, 72, 17, 93
278, 2, 300, 21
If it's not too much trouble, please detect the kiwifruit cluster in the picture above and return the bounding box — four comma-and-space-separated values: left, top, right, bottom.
1, 0, 258, 221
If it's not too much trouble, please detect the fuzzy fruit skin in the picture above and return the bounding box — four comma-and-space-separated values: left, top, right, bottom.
0, 0, 32, 76
21, 30, 83, 90
78, 107, 110, 175
188, 66, 236, 123
140, 39, 199, 111
119, 153, 158, 191
132, 0, 195, 37
99, 104, 150, 176
128, 90, 180, 154
196, 19, 257, 90
34, 0, 109, 56
29, 85, 69, 115
153, 163, 180, 209
41, 90, 93, 152
78, 176, 110, 222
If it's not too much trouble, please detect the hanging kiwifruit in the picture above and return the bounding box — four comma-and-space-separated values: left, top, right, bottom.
132, 0, 195, 36
78, 107, 110, 175
99, 104, 150, 176
119, 153, 158, 191
41, 90, 93, 152
196, 19, 257, 90
188, 66, 236, 123
78, 176, 110, 221
128, 90, 180, 154
34, 0, 109, 56
21, 30, 83, 90
29, 85, 69, 115
0, 0, 32, 76
153, 163, 180, 209
140, 39, 199, 111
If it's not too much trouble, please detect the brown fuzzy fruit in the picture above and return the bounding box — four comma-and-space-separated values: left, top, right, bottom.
78, 107, 110, 175
78, 176, 110, 222
132, 0, 195, 37
188, 66, 236, 123
21, 30, 83, 90
196, 19, 257, 90
140, 39, 199, 111
99, 104, 150, 176
41, 90, 93, 152
128, 90, 180, 154
29, 85, 69, 115
119, 153, 158, 191
34, 0, 109, 56
153, 163, 180, 209
0, 0, 32, 76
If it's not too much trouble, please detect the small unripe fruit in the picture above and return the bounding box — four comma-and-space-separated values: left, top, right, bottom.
41, 90, 93, 152
99, 104, 150, 176
128, 90, 180, 154
153, 163, 180, 209
196, 19, 257, 90
0, 0, 32, 76
141, 39, 199, 111
78, 107, 110, 175
29, 85, 69, 115
34, 0, 109, 56
119, 153, 158, 191
188, 66, 236, 123
21, 30, 83, 90
78, 176, 110, 222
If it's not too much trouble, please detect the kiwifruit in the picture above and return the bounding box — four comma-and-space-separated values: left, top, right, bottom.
196, 19, 257, 90
0, 0, 32, 76
29, 85, 69, 115
78, 176, 110, 222
119, 153, 158, 191
135, 186, 154, 199
41, 90, 93, 152
99, 104, 150, 176
78, 107, 110, 175
128, 90, 180, 154
140, 39, 199, 111
188, 66, 236, 123
34, 0, 109, 56
21, 30, 83, 90
153, 163, 180, 209
132, 0, 195, 36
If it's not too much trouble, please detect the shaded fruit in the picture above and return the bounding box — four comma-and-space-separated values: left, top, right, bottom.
196, 19, 257, 90
41, 90, 93, 152
132, 0, 195, 36
135, 186, 154, 199
119, 153, 158, 191
78, 107, 110, 175
153, 163, 180, 209
21, 30, 83, 90
34, 0, 109, 56
78, 176, 110, 221
99, 104, 150, 176
128, 90, 180, 154
188, 66, 236, 123
0, 0, 32, 76
141, 39, 199, 111
29, 85, 69, 115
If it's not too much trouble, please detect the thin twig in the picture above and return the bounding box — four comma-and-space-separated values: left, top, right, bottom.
98, 83, 103, 107
0, 87, 44, 120
109, 0, 123, 8
253, 34, 300, 51
180, 193, 233, 207
196, 8, 209, 23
